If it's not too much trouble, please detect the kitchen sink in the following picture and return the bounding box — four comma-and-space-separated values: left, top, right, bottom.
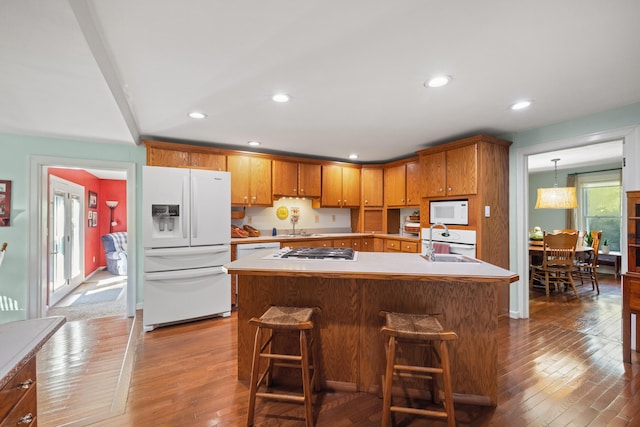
426, 254, 480, 263
279, 233, 326, 238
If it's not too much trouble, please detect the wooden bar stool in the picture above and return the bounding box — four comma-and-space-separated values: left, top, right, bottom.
247, 306, 320, 427
380, 311, 458, 427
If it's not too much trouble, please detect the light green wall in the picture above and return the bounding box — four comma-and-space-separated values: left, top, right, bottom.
0, 133, 145, 323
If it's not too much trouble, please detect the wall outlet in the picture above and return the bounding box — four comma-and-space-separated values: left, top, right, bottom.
484, 206, 490, 217
332, 215, 336, 222
248, 216, 252, 224
314, 214, 319, 223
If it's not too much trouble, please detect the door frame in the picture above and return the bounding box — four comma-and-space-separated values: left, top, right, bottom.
514, 125, 640, 319
28, 155, 137, 319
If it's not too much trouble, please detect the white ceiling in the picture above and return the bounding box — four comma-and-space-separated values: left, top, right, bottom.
2, 1, 639, 164
527, 140, 623, 173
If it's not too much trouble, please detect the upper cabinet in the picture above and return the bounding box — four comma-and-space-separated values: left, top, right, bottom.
146, 140, 225, 170
272, 160, 321, 198
321, 165, 360, 207
420, 144, 477, 197
361, 167, 384, 207
384, 159, 420, 206
227, 155, 272, 206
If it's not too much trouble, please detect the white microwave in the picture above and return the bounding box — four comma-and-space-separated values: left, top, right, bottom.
430, 200, 469, 225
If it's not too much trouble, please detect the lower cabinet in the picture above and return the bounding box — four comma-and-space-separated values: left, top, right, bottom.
384, 239, 419, 253
1, 358, 37, 427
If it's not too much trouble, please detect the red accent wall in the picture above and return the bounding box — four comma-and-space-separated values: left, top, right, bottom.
48, 168, 127, 276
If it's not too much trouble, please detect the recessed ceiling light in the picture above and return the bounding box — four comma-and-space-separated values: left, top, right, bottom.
272, 93, 290, 103
349, 153, 359, 160
188, 111, 207, 119
511, 100, 533, 110
425, 75, 451, 88
248, 140, 261, 146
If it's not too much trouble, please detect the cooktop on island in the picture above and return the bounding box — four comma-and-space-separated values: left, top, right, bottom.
266, 247, 358, 261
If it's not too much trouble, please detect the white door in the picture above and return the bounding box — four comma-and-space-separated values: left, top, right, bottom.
49, 176, 85, 306
191, 169, 230, 246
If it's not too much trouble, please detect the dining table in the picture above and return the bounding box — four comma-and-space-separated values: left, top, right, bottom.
528, 242, 594, 291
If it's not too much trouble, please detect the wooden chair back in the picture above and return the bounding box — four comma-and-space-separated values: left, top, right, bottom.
543, 231, 578, 268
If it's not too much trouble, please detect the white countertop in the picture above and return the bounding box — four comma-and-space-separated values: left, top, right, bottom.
0, 316, 66, 389
231, 232, 420, 244
225, 249, 518, 283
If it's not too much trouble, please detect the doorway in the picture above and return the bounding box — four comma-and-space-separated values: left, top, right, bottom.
27, 155, 137, 320
49, 176, 85, 306
514, 125, 640, 319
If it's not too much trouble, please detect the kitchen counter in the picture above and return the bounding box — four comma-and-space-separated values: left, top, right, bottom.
231, 232, 420, 244
0, 316, 66, 389
226, 251, 517, 406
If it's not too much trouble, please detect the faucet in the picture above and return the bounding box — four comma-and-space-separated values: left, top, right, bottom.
426, 222, 450, 261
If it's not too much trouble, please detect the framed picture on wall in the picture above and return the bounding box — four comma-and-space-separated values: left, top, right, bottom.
88, 191, 97, 208
0, 180, 11, 227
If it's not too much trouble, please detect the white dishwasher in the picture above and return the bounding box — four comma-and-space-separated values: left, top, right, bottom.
234, 242, 281, 306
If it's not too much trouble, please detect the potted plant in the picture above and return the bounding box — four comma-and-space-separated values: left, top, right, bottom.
602, 239, 610, 254
584, 232, 594, 247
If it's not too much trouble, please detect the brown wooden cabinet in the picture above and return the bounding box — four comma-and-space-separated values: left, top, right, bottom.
361, 167, 384, 207
384, 159, 420, 206
146, 140, 225, 170
384, 238, 419, 253
272, 160, 321, 198
420, 144, 477, 197
321, 165, 361, 207
228, 155, 272, 206
623, 191, 640, 363
1, 358, 37, 427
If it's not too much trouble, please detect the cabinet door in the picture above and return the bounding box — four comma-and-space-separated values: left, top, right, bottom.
446, 144, 477, 196
321, 165, 344, 207
421, 151, 446, 197
190, 152, 226, 171
227, 155, 251, 205
250, 157, 272, 205
272, 160, 298, 197
384, 164, 406, 206
361, 237, 374, 252
333, 238, 352, 248
362, 168, 383, 207
299, 163, 321, 198
385, 239, 401, 252
147, 146, 190, 167
405, 160, 420, 206
401, 241, 419, 253
351, 238, 362, 251
341, 167, 361, 207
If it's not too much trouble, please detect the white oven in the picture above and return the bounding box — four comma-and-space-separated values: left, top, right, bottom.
421, 228, 476, 258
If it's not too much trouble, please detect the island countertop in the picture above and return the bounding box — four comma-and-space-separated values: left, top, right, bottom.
0, 316, 66, 389
225, 249, 518, 283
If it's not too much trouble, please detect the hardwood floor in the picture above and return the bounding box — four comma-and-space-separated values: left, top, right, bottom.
37, 274, 640, 426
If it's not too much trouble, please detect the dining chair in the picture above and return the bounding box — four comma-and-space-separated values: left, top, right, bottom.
573, 230, 602, 294
530, 231, 579, 297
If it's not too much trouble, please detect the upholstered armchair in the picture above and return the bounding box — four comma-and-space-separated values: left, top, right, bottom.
101, 232, 127, 275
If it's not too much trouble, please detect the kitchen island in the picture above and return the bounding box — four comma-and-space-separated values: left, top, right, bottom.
225, 250, 518, 406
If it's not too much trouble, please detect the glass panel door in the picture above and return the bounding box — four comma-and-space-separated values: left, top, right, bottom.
49, 177, 85, 306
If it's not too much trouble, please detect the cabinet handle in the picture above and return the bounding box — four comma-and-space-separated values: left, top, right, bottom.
17, 413, 33, 424
364, 200, 368, 204
401, 199, 405, 203
18, 379, 34, 389
344, 199, 347, 204
448, 187, 452, 191
439, 188, 444, 192
252, 196, 257, 202
293, 188, 297, 193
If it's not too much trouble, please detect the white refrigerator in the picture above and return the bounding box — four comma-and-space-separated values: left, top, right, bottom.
142, 166, 231, 331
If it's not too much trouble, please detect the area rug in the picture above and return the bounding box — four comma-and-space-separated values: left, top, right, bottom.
72, 288, 122, 306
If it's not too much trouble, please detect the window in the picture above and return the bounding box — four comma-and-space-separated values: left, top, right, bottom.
576, 170, 622, 251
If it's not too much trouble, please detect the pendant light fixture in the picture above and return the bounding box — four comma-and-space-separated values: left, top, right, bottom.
535, 158, 578, 209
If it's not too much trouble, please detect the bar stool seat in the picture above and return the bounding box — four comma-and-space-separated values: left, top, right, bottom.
247, 306, 320, 427
380, 311, 458, 427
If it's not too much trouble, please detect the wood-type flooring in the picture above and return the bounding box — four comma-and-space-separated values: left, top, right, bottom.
37, 274, 640, 426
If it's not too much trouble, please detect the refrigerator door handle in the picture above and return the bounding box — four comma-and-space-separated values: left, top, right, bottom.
144, 245, 230, 257
191, 175, 198, 239
182, 176, 189, 239
144, 266, 226, 281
